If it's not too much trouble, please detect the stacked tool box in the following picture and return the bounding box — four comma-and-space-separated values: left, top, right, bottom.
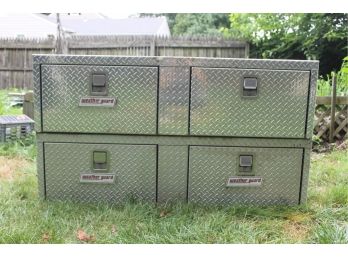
34, 55, 318, 205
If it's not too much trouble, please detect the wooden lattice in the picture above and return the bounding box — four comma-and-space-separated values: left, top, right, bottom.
314, 96, 348, 141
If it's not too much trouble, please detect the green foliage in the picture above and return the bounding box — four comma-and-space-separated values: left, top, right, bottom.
0, 141, 347, 243
312, 222, 348, 243
0, 100, 4, 115
0, 134, 36, 161
338, 57, 348, 92
141, 13, 346, 77
312, 135, 322, 145
341, 57, 348, 73
0, 90, 6, 115
2, 106, 22, 115
140, 13, 230, 36
317, 75, 332, 96
309, 149, 348, 208
317, 64, 348, 96
325, 185, 348, 206
222, 13, 347, 76
172, 14, 230, 36
0, 89, 24, 115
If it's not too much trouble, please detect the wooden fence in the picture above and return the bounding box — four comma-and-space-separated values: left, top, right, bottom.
0, 35, 248, 89
314, 96, 348, 142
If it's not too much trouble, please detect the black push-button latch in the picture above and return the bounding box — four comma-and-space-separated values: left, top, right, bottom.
91, 73, 107, 95
93, 151, 108, 170
239, 155, 253, 172
243, 77, 258, 97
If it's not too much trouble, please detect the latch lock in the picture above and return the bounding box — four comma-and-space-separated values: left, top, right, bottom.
91, 73, 107, 95
243, 77, 258, 97
93, 151, 108, 171
239, 155, 253, 172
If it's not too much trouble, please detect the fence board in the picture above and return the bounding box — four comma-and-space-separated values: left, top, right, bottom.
23, 91, 34, 119
314, 99, 348, 141
0, 35, 248, 89
316, 96, 348, 105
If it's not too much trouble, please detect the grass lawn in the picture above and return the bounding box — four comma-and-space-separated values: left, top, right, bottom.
0, 141, 347, 243
0, 90, 347, 244
0, 89, 25, 115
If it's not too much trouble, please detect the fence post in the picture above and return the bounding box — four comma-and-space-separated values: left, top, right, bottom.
329, 74, 337, 143
55, 13, 68, 54
245, 42, 250, 58
150, 39, 156, 56
23, 91, 34, 119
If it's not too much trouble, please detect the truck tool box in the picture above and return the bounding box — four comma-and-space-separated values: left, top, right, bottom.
34, 55, 318, 205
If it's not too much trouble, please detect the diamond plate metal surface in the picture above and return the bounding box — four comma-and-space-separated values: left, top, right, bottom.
158, 146, 188, 202
44, 143, 157, 202
33, 63, 42, 132
188, 146, 303, 205
306, 70, 318, 139
36, 142, 45, 198
300, 148, 311, 204
33, 55, 159, 67
159, 67, 190, 135
190, 68, 310, 138
37, 134, 310, 205
37, 133, 311, 148
33, 55, 316, 205
159, 57, 319, 71
33, 54, 319, 71
41, 65, 158, 134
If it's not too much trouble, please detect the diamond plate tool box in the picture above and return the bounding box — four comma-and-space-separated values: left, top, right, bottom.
33, 55, 318, 205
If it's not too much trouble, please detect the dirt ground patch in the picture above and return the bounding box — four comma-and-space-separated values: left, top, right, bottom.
0, 156, 30, 180
283, 221, 311, 242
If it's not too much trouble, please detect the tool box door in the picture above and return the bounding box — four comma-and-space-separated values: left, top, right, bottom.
41, 65, 158, 134
190, 68, 310, 138
44, 143, 157, 203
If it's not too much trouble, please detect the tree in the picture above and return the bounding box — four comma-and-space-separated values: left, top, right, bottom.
140, 13, 230, 36
172, 14, 230, 36
222, 13, 348, 76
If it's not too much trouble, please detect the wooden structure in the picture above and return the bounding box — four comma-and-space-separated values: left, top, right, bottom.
23, 91, 34, 119
314, 96, 348, 142
7, 92, 25, 106
0, 36, 248, 89
0, 114, 34, 142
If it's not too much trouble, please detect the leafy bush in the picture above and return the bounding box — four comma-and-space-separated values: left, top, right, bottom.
0, 133, 37, 161
317, 75, 332, 96
312, 135, 322, 145
0, 100, 4, 115
0, 89, 24, 115
317, 58, 348, 96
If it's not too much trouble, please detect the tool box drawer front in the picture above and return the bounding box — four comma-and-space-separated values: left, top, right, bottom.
41, 65, 158, 134
190, 68, 310, 138
44, 143, 157, 203
188, 146, 303, 205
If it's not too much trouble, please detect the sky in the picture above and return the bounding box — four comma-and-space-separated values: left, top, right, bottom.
103, 13, 138, 19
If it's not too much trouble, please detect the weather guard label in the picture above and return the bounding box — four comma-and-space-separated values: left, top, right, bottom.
79, 97, 116, 107
80, 173, 116, 184
226, 176, 262, 187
